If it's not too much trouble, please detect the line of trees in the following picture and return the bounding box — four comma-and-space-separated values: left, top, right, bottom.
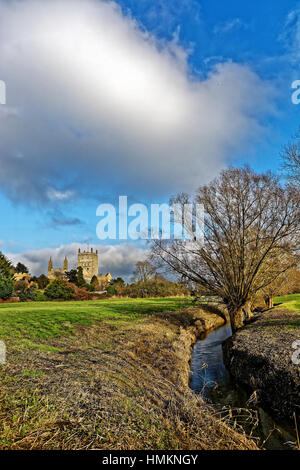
105, 261, 189, 298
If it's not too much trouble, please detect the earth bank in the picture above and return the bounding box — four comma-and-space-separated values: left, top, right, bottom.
223, 308, 300, 422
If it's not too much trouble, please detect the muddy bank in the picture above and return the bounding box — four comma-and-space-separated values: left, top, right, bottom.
223, 309, 300, 421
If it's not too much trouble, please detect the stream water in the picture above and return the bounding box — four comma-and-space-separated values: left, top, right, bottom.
190, 324, 297, 450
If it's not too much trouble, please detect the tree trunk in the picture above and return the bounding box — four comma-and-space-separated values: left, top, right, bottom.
228, 306, 245, 332
264, 296, 274, 309
243, 301, 254, 322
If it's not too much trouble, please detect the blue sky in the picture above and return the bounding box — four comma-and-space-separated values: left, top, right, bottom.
0, 0, 299, 277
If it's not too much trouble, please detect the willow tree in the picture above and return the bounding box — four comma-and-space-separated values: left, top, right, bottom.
150, 167, 300, 331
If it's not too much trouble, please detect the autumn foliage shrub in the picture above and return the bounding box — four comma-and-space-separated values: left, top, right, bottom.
67, 283, 95, 301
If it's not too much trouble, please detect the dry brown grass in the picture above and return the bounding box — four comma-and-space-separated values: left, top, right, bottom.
0, 306, 258, 450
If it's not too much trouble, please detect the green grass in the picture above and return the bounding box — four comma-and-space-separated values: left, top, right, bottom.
274, 293, 300, 311
0, 297, 192, 342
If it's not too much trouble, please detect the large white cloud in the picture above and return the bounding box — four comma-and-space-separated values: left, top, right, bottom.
7, 242, 148, 280
0, 0, 274, 204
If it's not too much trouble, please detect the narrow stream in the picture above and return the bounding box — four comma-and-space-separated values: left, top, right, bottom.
190, 324, 297, 450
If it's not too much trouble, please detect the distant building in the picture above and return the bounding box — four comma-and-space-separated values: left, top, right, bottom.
47, 248, 112, 286
98, 272, 113, 289
77, 248, 98, 282
13, 272, 31, 285
48, 256, 68, 280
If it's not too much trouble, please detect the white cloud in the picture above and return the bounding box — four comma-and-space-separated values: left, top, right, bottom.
213, 18, 247, 35
46, 188, 75, 202
0, 0, 274, 204
7, 242, 148, 280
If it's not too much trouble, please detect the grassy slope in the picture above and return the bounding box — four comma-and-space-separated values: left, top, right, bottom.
274, 293, 300, 312
0, 298, 256, 450
0, 298, 192, 344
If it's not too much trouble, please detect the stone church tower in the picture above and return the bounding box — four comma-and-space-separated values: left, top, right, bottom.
46, 249, 107, 284
77, 248, 99, 281
48, 256, 68, 280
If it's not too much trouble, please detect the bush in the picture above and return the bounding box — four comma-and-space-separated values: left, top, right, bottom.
67, 283, 95, 301
33, 290, 47, 302
44, 279, 74, 300
14, 280, 38, 302
31, 274, 50, 289
0, 274, 14, 300
84, 283, 95, 292
15, 281, 38, 302
107, 285, 117, 296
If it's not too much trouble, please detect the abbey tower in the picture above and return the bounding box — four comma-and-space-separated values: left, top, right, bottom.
47, 248, 111, 285
48, 256, 68, 280
77, 248, 99, 281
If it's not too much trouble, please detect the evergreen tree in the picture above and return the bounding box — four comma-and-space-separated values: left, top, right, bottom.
15, 262, 29, 274
0, 274, 14, 299
66, 269, 78, 285
90, 275, 100, 290
0, 252, 13, 277
77, 266, 86, 288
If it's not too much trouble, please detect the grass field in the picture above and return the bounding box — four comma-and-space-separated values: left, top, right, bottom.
0, 297, 192, 345
274, 293, 300, 311
0, 297, 257, 450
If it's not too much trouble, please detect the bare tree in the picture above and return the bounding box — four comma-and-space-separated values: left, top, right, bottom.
150, 167, 300, 331
132, 261, 155, 283
252, 252, 298, 309
281, 128, 300, 185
